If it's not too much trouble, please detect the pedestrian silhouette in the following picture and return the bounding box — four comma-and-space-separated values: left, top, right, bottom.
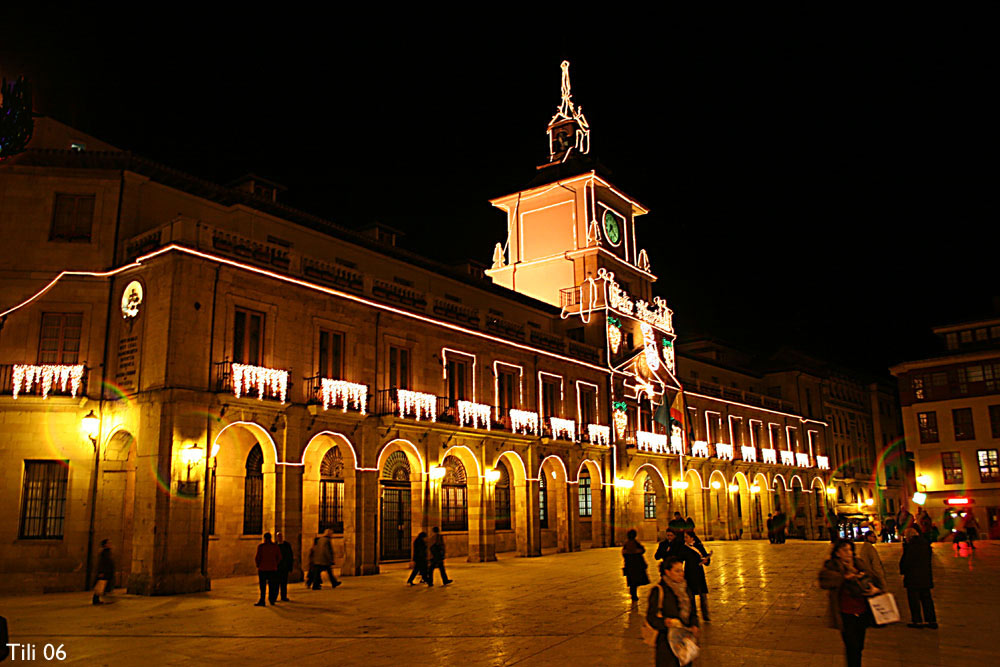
408, 531, 430, 586
92, 539, 115, 605
254, 532, 281, 606
276, 531, 294, 601
427, 527, 452, 585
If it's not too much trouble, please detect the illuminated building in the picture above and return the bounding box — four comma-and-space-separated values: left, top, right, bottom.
892, 318, 1000, 537
0, 65, 833, 596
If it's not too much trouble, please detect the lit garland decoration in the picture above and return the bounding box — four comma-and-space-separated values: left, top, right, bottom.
547, 60, 590, 162
691, 440, 710, 458
550, 417, 576, 441
780, 450, 795, 466
741, 445, 757, 463
762, 448, 777, 464
670, 425, 683, 452
509, 409, 539, 435
320, 379, 367, 413
612, 400, 628, 438
607, 316, 622, 354
715, 443, 734, 461
397, 389, 437, 422
12, 364, 84, 399
599, 269, 673, 333
639, 322, 660, 372
588, 424, 610, 446
232, 363, 288, 402
661, 338, 675, 373
795, 452, 811, 467
816, 455, 830, 470
637, 431, 668, 454
457, 400, 491, 430
670, 437, 685, 455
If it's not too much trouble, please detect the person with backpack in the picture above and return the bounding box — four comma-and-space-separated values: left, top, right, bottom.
646, 556, 700, 667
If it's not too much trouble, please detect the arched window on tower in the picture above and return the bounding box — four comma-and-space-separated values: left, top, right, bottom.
495, 460, 512, 531
243, 444, 264, 535
644, 476, 657, 519
539, 475, 549, 529
441, 455, 468, 532
319, 447, 345, 534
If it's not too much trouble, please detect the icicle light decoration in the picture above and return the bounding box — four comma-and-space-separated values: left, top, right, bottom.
232, 363, 288, 402
715, 443, 734, 461
588, 424, 610, 446
795, 452, 811, 467
637, 430, 668, 454
457, 400, 491, 430
509, 409, 539, 435
321, 379, 367, 413
691, 441, 710, 458
670, 437, 685, 455
550, 417, 576, 441
780, 450, 795, 466
817, 455, 830, 470
12, 364, 85, 399
741, 445, 757, 462
397, 389, 436, 421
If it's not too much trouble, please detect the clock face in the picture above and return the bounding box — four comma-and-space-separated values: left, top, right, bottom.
603, 209, 622, 245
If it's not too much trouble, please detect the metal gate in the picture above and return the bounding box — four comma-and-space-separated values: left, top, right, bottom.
380, 484, 411, 561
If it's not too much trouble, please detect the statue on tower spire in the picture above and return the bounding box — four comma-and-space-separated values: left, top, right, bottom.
546, 60, 590, 164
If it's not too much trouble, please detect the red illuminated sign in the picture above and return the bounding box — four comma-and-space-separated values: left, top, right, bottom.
945, 497, 972, 505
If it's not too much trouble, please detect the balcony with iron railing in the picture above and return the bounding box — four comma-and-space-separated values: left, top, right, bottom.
214, 360, 291, 403
0, 363, 89, 399
305, 376, 370, 414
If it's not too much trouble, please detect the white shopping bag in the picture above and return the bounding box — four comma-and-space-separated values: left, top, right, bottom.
868, 592, 900, 625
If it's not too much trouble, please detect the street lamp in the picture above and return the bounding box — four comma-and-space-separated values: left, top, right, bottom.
711, 480, 722, 490
81, 410, 99, 445
429, 465, 447, 481
750, 484, 760, 494
179, 443, 205, 495
728, 484, 739, 493
672, 480, 689, 490
484, 468, 501, 483
614, 478, 634, 489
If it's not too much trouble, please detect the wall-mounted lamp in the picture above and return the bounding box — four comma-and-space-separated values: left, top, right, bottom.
750, 484, 761, 494
916, 474, 930, 490
826, 487, 837, 496
728, 484, 739, 493
81, 410, 99, 446
484, 468, 501, 483
711, 480, 722, 490
613, 478, 634, 489
429, 465, 447, 481
865, 497, 874, 507
672, 480, 689, 490
211, 443, 221, 459
178, 443, 205, 496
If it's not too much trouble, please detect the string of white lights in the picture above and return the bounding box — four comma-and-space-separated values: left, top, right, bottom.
12, 364, 85, 400
231, 363, 288, 403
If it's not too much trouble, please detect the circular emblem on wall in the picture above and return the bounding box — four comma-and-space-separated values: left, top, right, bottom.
121, 281, 143, 319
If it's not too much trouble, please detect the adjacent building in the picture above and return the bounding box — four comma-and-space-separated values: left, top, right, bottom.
891, 318, 1000, 538
1, 65, 838, 596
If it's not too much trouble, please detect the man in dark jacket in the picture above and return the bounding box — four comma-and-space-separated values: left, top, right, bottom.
408, 532, 429, 586
766, 514, 774, 543
654, 529, 682, 561
427, 526, 452, 585
276, 531, 294, 602
93, 539, 115, 605
255, 532, 281, 606
899, 528, 937, 628
669, 512, 687, 533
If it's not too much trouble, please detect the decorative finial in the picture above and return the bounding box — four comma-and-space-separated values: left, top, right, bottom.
547, 61, 590, 163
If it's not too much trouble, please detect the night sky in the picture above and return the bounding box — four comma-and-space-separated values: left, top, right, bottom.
2, 12, 995, 377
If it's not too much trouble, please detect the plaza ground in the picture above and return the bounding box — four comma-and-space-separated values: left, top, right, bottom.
2, 540, 997, 666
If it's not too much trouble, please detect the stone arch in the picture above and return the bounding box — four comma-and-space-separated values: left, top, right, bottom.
377, 440, 424, 563
435, 446, 485, 562
302, 432, 359, 574
706, 469, 730, 540
493, 450, 528, 556
752, 472, 771, 536
208, 421, 278, 578
683, 468, 705, 534
576, 459, 606, 547
97, 429, 137, 589
539, 454, 570, 553
442, 444, 482, 479
789, 475, 808, 539
629, 463, 669, 543
731, 471, 752, 539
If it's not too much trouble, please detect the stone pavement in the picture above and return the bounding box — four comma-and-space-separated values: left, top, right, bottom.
2, 540, 997, 666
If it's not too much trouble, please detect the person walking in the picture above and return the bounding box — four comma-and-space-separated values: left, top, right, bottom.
899, 527, 937, 629
963, 512, 980, 549
654, 529, 682, 562
646, 556, 700, 667
305, 536, 319, 589
92, 539, 115, 605
855, 525, 886, 590
669, 512, 686, 534
254, 532, 281, 607
774, 510, 787, 544
897, 506, 914, 535
311, 529, 342, 590
408, 531, 429, 586
621, 529, 650, 602
276, 531, 294, 602
766, 513, 774, 543
819, 539, 880, 667
428, 527, 452, 586
681, 531, 710, 621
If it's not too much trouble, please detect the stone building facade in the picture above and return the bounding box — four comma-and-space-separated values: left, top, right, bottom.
1, 71, 837, 596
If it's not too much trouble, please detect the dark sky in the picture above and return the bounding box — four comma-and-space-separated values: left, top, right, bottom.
2, 11, 996, 376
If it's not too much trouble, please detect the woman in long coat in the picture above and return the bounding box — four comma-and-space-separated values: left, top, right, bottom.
681, 531, 710, 620
819, 539, 879, 667
621, 529, 650, 601
647, 556, 700, 667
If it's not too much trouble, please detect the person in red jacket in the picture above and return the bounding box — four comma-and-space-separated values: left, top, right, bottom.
254, 532, 281, 607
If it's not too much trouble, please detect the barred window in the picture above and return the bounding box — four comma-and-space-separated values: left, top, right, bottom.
917, 412, 939, 443
978, 449, 1000, 484
539, 475, 548, 529
319, 447, 345, 534
644, 476, 656, 519
38, 312, 83, 364
50, 193, 95, 241
19, 461, 69, 539
441, 456, 468, 532
579, 470, 592, 517
495, 461, 512, 530
243, 444, 264, 535
941, 451, 963, 485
